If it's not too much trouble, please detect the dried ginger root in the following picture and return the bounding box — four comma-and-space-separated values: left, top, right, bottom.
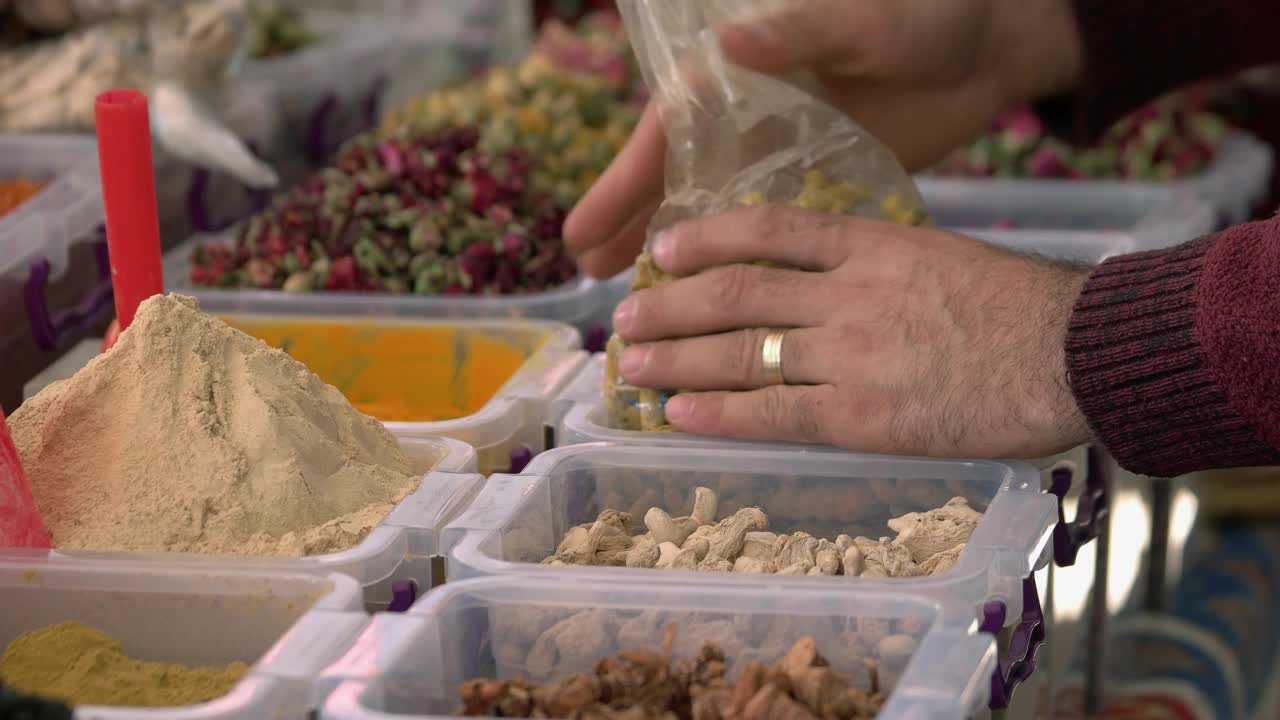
458, 626, 885, 719
541, 487, 979, 578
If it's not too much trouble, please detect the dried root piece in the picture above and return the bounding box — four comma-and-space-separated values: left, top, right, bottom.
458, 629, 885, 719
888, 497, 981, 563
544, 488, 978, 578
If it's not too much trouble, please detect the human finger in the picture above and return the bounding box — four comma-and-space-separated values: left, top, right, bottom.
613, 264, 834, 342
664, 385, 841, 445
717, 0, 893, 75
563, 101, 665, 257
577, 195, 660, 279
651, 205, 892, 276
618, 327, 828, 390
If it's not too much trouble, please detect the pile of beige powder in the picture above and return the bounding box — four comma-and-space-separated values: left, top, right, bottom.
9, 293, 425, 557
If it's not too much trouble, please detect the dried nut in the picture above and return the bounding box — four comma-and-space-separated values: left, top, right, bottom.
775, 532, 819, 569
741, 531, 778, 560
842, 546, 865, 577
814, 548, 840, 576
690, 486, 719, 526
670, 546, 700, 570
777, 562, 811, 576
920, 543, 965, 575
625, 542, 660, 568
683, 535, 710, 561
655, 541, 681, 568
889, 497, 981, 563
554, 525, 588, 555
688, 524, 716, 543
835, 534, 854, 555
733, 556, 776, 574
706, 507, 769, 562
698, 557, 735, 572
645, 507, 699, 547
878, 634, 919, 665
864, 537, 923, 578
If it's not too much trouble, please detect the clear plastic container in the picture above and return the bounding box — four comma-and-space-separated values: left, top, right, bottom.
218, 315, 588, 475
0, 134, 108, 410
917, 131, 1274, 230
441, 443, 1055, 626
39, 436, 482, 609
922, 177, 1217, 245
314, 575, 998, 719
161, 236, 633, 341
0, 555, 368, 720
22, 316, 590, 476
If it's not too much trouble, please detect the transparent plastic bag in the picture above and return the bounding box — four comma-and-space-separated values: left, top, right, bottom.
604, 0, 928, 431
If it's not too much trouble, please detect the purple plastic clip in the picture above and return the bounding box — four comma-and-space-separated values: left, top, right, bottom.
508, 447, 534, 474
583, 324, 608, 353
387, 579, 417, 612
1048, 445, 1109, 567
25, 224, 115, 352
305, 74, 388, 164
186, 142, 272, 233
980, 575, 1046, 710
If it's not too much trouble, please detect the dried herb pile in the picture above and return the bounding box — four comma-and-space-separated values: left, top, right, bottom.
932, 89, 1230, 181
190, 12, 640, 295
459, 626, 885, 719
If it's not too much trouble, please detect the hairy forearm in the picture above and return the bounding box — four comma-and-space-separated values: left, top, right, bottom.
1065, 217, 1280, 477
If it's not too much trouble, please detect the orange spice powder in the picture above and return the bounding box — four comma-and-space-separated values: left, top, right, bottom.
0, 179, 45, 218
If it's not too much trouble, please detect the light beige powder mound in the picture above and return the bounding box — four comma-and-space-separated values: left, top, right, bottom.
10, 293, 422, 557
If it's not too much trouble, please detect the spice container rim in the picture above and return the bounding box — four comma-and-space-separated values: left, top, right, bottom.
313, 574, 997, 720
162, 236, 634, 325
0, 133, 105, 283
22, 436, 484, 596
915, 130, 1273, 226
441, 441, 1056, 625
0, 558, 372, 720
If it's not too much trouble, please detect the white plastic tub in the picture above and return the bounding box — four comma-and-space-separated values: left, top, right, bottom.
918, 131, 1273, 230
0, 556, 368, 720
33, 436, 481, 609
161, 237, 632, 341
440, 443, 1055, 627
315, 575, 997, 719
0, 133, 107, 410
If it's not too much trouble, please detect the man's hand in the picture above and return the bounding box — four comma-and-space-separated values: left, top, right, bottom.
611, 205, 1093, 460
565, 0, 1084, 279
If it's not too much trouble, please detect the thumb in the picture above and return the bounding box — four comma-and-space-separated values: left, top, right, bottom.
717, 0, 881, 74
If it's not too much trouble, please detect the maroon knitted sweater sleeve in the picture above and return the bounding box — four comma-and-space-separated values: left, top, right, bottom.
1039, 0, 1280, 141
1065, 218, 1280, 477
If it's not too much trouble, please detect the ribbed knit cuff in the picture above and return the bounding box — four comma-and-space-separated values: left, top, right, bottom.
1037, 0, 1261, 143
1065, 236, 1278, 477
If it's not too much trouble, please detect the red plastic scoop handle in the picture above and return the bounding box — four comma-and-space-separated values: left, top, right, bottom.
95, 89, 163, 341
0, 408, 51, 548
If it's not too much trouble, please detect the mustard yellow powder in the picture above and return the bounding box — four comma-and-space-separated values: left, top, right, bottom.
225, 318, 538, 422
0, 622, 249, 708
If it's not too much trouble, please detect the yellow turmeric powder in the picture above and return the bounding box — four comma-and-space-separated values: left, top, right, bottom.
0, 622, 249, 708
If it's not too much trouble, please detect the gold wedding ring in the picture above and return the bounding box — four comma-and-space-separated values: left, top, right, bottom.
761, 330, 788, 386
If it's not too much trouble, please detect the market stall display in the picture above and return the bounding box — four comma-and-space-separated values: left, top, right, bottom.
10, 293, 482, 606
0, 133, 106, 410
921, 90, 1274, 228
315, 576, 998, 719
163, 12, 637, 338
441, 444, 1054, 625
0, 557, 369, 717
